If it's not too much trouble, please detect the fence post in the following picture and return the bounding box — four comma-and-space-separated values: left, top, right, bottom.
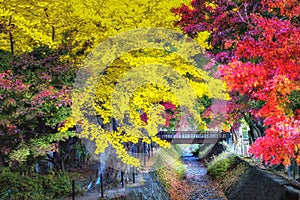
143, 142, 146, 166
132, 168, 135, 184
148, 143, 150, 159
72, 180, 75, 200
121, 171, 124, 188
100, 173, 104, 198
7, 189, 11, 200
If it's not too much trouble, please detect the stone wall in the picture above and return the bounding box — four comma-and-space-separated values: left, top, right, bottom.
221, 158, 300, 200
107, 172, 170, 200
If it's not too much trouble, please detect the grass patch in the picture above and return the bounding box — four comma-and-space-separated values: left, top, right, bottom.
218, 161, 248, 192
206, 151, 237, 180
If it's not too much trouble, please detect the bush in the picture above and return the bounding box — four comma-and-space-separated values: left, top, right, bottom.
42, 172, 72, 197
0, 171, 46, 199
206, 152, 237, 179
0, 168, 75, 199
191, 145, 201, 156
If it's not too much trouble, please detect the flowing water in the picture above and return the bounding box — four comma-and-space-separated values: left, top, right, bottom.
182, 156, 226, 200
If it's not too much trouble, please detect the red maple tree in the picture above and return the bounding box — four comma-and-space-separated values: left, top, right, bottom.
173, 0, 300, 166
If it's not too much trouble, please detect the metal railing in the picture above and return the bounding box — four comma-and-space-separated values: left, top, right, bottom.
157, 131, 230, 140
225, 140, 299, 183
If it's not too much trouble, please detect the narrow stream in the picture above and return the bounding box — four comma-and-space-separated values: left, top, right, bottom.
182, 156, 225, 200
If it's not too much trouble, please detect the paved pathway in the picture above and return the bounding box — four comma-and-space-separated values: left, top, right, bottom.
64, 171, 149, 200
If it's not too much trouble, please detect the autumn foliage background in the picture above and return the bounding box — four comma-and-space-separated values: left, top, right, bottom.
173, 0, 300, 166
0, 0, 299, 173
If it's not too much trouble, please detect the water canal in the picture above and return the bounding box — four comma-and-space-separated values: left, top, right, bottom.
182, 156, 226, 200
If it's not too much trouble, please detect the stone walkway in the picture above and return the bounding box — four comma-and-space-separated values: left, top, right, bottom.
63, 151, 163, 200
63, 170, 148, 200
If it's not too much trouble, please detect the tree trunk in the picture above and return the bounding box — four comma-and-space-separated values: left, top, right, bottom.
100, 144, 133, 186
243, 114, 264, 144
7, 15, 14, 55
89, 118, 140, 185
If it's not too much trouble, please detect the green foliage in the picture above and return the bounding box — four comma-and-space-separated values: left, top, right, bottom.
289, 90, 300, 111
191, 144, 201, 156
153, 158, 186, 189
206, 152, 236, 180
44, 172, 72, 197
172, 144, 183, 155
151, 146, 190, 199
198, 144, 214, 159
173, 161, 186, 180
0, 45, 76, 167
0, 50, 12, 70
0, 168, 73, 199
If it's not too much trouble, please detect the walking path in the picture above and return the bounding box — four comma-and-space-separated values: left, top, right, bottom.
64, 147, 227, 200
64, 151, 160, 200
64, 171, 149, 200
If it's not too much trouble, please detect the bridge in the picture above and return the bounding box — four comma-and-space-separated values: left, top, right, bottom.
157, 131, 230, 144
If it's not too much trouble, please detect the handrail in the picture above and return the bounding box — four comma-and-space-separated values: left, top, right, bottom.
156, 131, 230, 144
157, 131, 230, 138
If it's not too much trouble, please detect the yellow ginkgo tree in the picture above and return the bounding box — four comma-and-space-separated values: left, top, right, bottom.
1, 0, 223, 170
0, 0, 198, 55
68, 27, 229, 167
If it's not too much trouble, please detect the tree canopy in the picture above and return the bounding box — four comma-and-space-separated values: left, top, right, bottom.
173, 0, 300, 166
69, 29, 228, 166
3, 0, 298, 169
1, 0, 226, 168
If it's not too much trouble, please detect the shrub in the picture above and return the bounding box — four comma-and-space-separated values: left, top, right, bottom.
44, 172, 72, 197
206, 152, 237, 179
0, 168, 75, 199
191, 144, 201, 156
0, 170, 47, 199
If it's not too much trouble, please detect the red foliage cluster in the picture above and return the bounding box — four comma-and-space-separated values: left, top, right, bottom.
32, 86, 71, 107
139, 102, 194, 130
173, 0, 300, 166
0, 46, 75, 157
0, 70, 30, 135
139, 102, 178, 128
